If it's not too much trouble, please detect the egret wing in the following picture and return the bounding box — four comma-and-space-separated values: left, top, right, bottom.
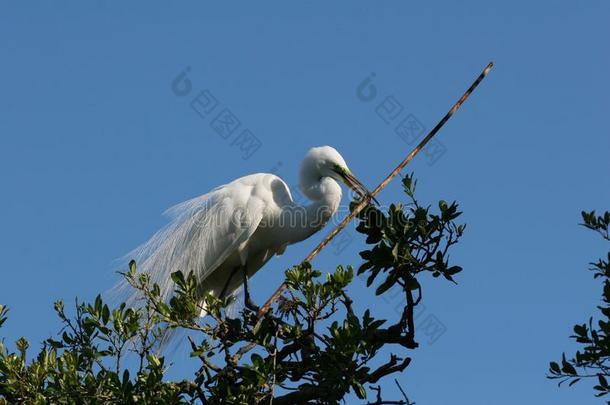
119, 184, 265, 304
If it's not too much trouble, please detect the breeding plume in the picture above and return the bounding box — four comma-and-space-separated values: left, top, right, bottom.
119, 146, 371, 315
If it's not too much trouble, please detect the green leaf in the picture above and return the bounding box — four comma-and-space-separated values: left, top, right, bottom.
170, 271, 186, 288
447, 266, 463, 275
102, 305, 110, 325
375, 275, 396, 295
352, 381, 367, 399
549, 362, 561, 374
568, 378, 581, 387
250, 353, 263, 367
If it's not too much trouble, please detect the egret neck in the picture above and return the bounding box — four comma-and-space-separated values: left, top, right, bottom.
283, 175, 342, 244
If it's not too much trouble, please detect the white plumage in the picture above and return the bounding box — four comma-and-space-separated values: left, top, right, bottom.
116, 146, 370, 316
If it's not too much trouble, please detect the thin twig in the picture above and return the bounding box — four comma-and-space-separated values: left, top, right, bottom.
257, 62, 493, 318
395, 379, 414, 405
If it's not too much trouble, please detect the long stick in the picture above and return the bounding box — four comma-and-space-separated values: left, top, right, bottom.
257, 62, 493, 318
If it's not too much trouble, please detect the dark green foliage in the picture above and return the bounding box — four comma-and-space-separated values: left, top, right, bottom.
549, 210, 610, 401
0, 293, 185, 404
357, 174, 464, 295
0, 174, 464, 404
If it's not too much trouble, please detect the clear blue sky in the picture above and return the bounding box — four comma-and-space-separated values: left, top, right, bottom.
1, 2, 609, 404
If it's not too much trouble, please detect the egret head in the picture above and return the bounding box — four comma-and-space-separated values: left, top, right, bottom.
300, 146, 372, 200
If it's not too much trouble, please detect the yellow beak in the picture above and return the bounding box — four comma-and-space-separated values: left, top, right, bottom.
338, 169, 377, 204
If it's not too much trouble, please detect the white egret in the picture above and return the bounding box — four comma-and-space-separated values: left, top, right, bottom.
118, 146, 371, 315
